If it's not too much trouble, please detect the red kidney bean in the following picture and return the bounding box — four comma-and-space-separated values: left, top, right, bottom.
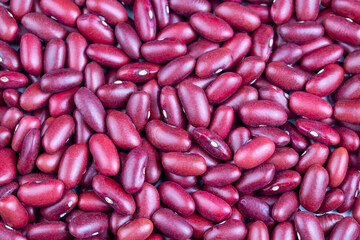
329, 217, 360, 240
246, 221, 269, 240
279, 21, 324, 45
0, 40, 21, 71
134, 182, 160, 219
334, 126, 360, 152
318, 214, 344, 235
234, 136, 275, 169
258, 85, 292, 118
152, 208, 193, 240
324, 15, 360, 45
326, 147, 349, 188
158, 55, 196, 86
17, 128, 40, 175
158, 181, 195, 216
86, 44, 129, 68
290, 91, 333, 120
169, 0, 210, 16
3, 89, 20, 108
66, 32, 88, 72
142, 79, 162, 121
74, 87, 106, 133
224, 86, 258, 117
265, 62, 307, 91
76, 14, 115, 44
0, 6, 18, 42
156, 22, 196, 44
86, 0, 127, 25
215, 2, 260, 32
162, 152, 206, 176
0, 194, 28, 229
133, 0, 156, 42
295, 142, 329, 173
189, 11, 233, 42
19, 173, 57, 185
92, 175, 136, 215
58, 144, 88, 188
42, 115, 75, 154
238, 196, 275, 227
299, 164, 329, 212
223, 33, 251, 68
0, 107, 22, 132
295, 0, 320, 20
205, 72, 242, 104
20, 33, 42, 76
202, 164, 241, 186
236, 164, 275, 193
0, 222, 27, 240
261, 170, 301, 195
271, 191, 299, 222
0, 126, 11, 148
249, 127, 290, 147
141, 38, 187, 64
247, 4, 272, 25
97, 82, 137, 109
159, 86, 185, 128
193, 127, 232, 160
334, 99, 360, 124
44, 38, 66, 74
184, 213, 213, 239
264, 147, 299, 171
140, 138, 161, 184
109, 211, 132, 235
250, 24, 274, 62
187, 39, 219, 59
40, 69, 83, 93
27, 221, 69, 240
78, 191, 111, 212
115, 22, 141, 60
49, 87, 78, 117
353, 195, 360, 223
17, 179, 64, 207
295, 212, 324, 240
281, 122, 309, 152
196, 48, 232, 77
295, 118, 340, 145
11, 116, 41, 152
301, 44, 344, 71
69, 212, 108, 238
21, 13, 67, 42
125, 91, 150, 132
40, 0, 80, 26
317, 189, 345, 213
270, 0, 294, 24
202, 184, 239, 206
188, 143, 221, 167
208, 106, 234, 140
73, 109, 93, 145
270, 221, 295, 240
117, 218, 153, 240
40, 189, 78, 220
9, 0, 33, 20
344, 50, 360, 74
300, 35, 334, 55
337, 168, 360, 213
239, 100, 287, 127
269, 43, 303, 65
203, 219, 247, 240
117, 62, 160, 83
151, 0, 169, 29
192, 190, 232, 223
0, 71, 28, 89
331, 0, 360, 23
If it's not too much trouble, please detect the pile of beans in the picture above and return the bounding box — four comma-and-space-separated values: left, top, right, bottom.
1, 0, 360, 239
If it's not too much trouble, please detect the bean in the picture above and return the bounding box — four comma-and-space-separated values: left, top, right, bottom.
202, 164, 241, 186
40, 69, 83, 93
317, 189, 345, 213
76, 14, 115, 44
187, 39, 219, 59
295, 142, 329, 173
66, 32, 88, 72
11, 116, 41, 152
0, 222, 27, 240
156, 22, 197, 44
0, 126, 11, 149
195, 48, 233, 78
269, 43, 303, 65
0, 40, 21, 71
43, 38, 66, 74
20, 33, 42, 76
300, 35, 334, 55
109, 211, 132, 235
17, 128, 40, 175
86, 44, 129, 68
264, 147, 299, 171
294, 212, 324, 240
247, 221, 269, 240
78, 191, 111, 212
184, 213, 213, 239
202, 184, 239, 206
141, 38, 186, 64
280, 122, 309, 152
169, 0, 210, 16
249, 127, 290, 147
162, 152, 206, 176
270, 221, 296, 240
223, 85, 258, 116
279, 21, 324, 44
326, 147, 349, 188
324, 15, 360, 45
117, 218, 153, 240
86, 0, 127, 25
27, 221, 69, 240
329, 217, 360, 240
9, 0, 33, 20
134, 182, 160, 219
117, 62, 160, 83
238, 196, 275, 227
258, 85, 292, 118
204, 219, 247, 240
0, 194, 28, 229
0, 6, 18, 42
236, 164, 275, 193
271, 0, 294, 24
300, 44, 344, 71
40, 0, 80, 26
334, 127, 360, 152
115, 22, 142, 60
69, 212, 108, 238
337, 168, 360, 213
318, 214, 344, 235
272, 191, 299, 222
133, 0, 156, 42
261, 170, 302, 195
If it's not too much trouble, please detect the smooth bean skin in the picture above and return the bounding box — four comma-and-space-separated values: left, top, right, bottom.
40, 69, 83, 93
66, 32, 88, 72
17, 179, 65, 207
19, 82, 52, 112
208, 106, 234, 140
188, 143, 221, 167
0, 222, 27, 240
96, 82, 137, 109
223, 86, 258, 117
0, 126, 11, 149
0, 41, 21, 71
69, 212, 109, 238
279, 21, 324, 44
115, 22, 142, 60
295, 118, 340, 145
215, 2, 260, 32
270, 221, 296, 240
44, 38, 66, 74
334, 126, 360, 152
20, 33, 42, 76
3, 89, 20, 108
0, 107, 22, 131
162, 152, 206, 176
92, 175, 136, 215
27, 221, 69, 240
250, 24, 274, 62
269, 43, 303, 65
271, 191, 299, 222
9, 0, 33, 20
21, 13, 67, 42
117, 218, 153, 240
249, 127, 290, 147
78, 191, 111, 212
58, 144, 88, 189
270, 0, 293, 24
48, 87, 78, 117
187, 39, 219, 59
223, 33, 252, 69
11, 116, 41, 152
134, 182, 160, 219
337, 168, 360, 213
295, 142, 329, 173
258, 85, 292, 118
0, 194, 28, 229
206, 72, 242, 104
334, 100, 360, 124
317, 189, 345, 213
40, 189, 78, 220
86, 44, 129, 68
289, 91, 333, 120
86, 0, 127, 25
353, 195, 360, 223
295, 212, 324, 240
42, 115, 75, 154
159, 86, 185, 128
169, 0, 210, 16
299, 164, 329, 212
326, 147, 349, 188
195, 48, 233, 78
192, 191, 232, 223
324, 15, 360, 45
0, 6, 18, 42
246, 221, 269, 240
238, 196, 275, 227
261, 170, 302, 195
125, 91, 150, 132
318, 213, 344, 235
300, 45, 344, 71
74, 87, 106, 133
183, 213, 213, 239
344, 50, 360, 74
295, 0, 320, 20
117, 62, 160, 83
17, 128, 40, 175
73, 109, 93, 145
156, 22, 197, 44
202, 164, 241, 187
109, 211, 133, 235
264, 147, 299, 171
40, 0, 80, 26
234, 136, 275, 169
142, 79, 162, 121
76, 14, 115, 44
140, 138, 161, 184
178, 81, 211, 127
239, 100, 287, 127
265, 61, 307, 91
133, 0, 157, 42
203, 219, 247, 240
202, 184, 239, 206
329, 217, 360, 240
236, 164, 275, 193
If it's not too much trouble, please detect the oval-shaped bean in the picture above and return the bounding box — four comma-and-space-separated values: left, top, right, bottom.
264, 147, 299, 171
202, 184, 239, 206
28, 221, 69, 240
42, 115, 75, 154
317, 189, 345, 213
96, 81, 137, 109
74, 87, 106, 133
40, 189, 78, 220
279, 21, 324, 44
141, 38, 187, 64
152, 208, 193, 240
133, 0, 156, 42
134, 182, 160, 219
78, 191, 111, 212
40, 69, 83, 93
117, 62, 160, 83
334, 99, 360, 124
0, 222, 27, 240
270, 221, 296, 240
326, 147, 349, 188
271, 0, 294, 24
0, 71, 28, 89
11, 116, 41, 152
328, 217, 360, 240
324, 15, 360, 45
110, 211, 133, 235
117, 218, 153, 240
187, 39, 219, 59
86, 0, 127, 25
169, 0, 210, 16
247, 221, 269, 240
202, 164, 241, 187
250, 24, 274, 62
332, 0, 360, 23
162, 152, 206, 176
66, 32, 88, 72
334, 126, 360, 152
69, 212, 108, 238
40, 0, 80, 26
238, 196, 275, 227
0, 194, 28, 229
9, 0, 33, 21
184, 213, 213, 239
86, 44, 129, 68
299, 164, 329, 212
158, 55, 196, 86
249, 127, 290, 147
269, 43, 303, 65
203, 219, 247, 240
295, 212, 324, 240
20, 33, 42, 76
0, 127, 11, 149
300, 44, 344, 71
44, 38, 66, 74
271, 191, 299, 222
0, 40, 21, 71
115, 22, 142, 60
196, 48, 232, 78
295, 142, 329, 173
261, 170, 302, 195
159, 86, 185, 128
337, 168, 360, 212
192, 191, 232, 223
76, 14, 115, 44
92, 175, 136, 215
48, 87, 78, 117
318, 214, 344, 235
0, 6, 18, 42
141, 138, 161, 184
206, 72, 242, 104
295, 0, 320, 20
236, 164, 275, 193
17, 128, 40, 175
17, 179, 64, 207
344, 50, 360, 74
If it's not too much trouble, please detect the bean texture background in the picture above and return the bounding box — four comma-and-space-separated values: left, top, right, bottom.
0, 0, 360, 239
